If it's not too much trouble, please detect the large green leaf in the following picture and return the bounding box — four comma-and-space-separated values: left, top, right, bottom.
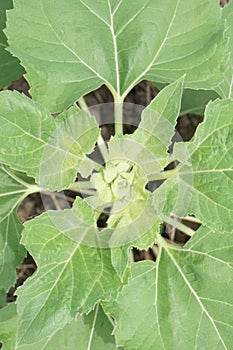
173, 98, 233, 232
0, 303, 119, 350
6, 0, 227, 112
0, 91, 99, 190
16, 197, 122, 346
0, 0, 24, 87
155, 2, 233, 115
113, 227, 233, 349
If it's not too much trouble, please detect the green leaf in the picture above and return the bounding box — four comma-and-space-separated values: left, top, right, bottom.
155, 82, 219, 116
110, 246, 130, 281
16, 197, 122, 346
173, 98, 233, 232
0, 303, 18, 350
0, 211, 25, 293
0, 165, 34, 222
0, 0, 24, 88
0, 290, 6, 307
217, 1, 233, 98
89, 144, 162, 249
0, 91, 56, 179
0, 91, 99, 190
180, 89, 219, 116
113, 227, 233, 349
110, 216, 161, 280
6, 0, 227, 112
0, 303, 119, 349
0, 165, 32, 294
156, 2, 233, 113
129, 77, 184, 172
39, 107, 99, 190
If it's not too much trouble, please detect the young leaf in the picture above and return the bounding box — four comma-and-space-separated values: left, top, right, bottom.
6, 0, 227, 111
89, 145, 161, 249
16, 197, 122, 346
113, 227, 233, 349
0, 304, 119, 350
0, 0, 24, 88
0, 91, 99, 190
128, 76, 184, 171
39, 107, 99, 190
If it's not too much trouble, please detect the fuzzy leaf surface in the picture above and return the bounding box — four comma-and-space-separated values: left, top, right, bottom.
0, 0, 24, 87
113, 227, 233, 349
0, 303, 18, 350
0, 165, 30, 294
0, 91, 99, 190
128, 77, 184, 174
0, 304, 118, 350
173, 99, 233, 232
16, 197, 122, 346
217, 1, 233, 98
6, 0, 227, 111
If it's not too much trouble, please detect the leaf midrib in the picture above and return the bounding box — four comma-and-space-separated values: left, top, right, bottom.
17, 223, 105, 346
122, 0, 181, 98
165, 246, 228, 350
40, 0, 115, 93
0, 114, 85, 162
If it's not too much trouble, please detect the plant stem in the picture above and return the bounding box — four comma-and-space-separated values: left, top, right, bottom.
1, 164, 34, 188
149, 167, 179, 181
182, 216, 202, 224
69, 180, 95, 191
176, 222, 196, 237
78, 96, 88, 110
68, 181, 96, 196
97, 135, 109, 162
165, 217, 196, 237
129, 249, 134, 263
113, 93, 124, 136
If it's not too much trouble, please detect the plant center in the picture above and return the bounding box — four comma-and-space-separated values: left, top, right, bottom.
91, 159, 137, 203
